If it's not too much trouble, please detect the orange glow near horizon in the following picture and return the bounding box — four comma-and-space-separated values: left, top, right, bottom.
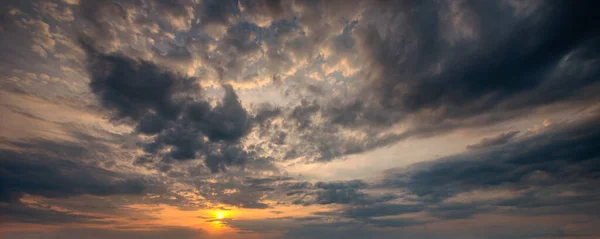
212, 210, 229, 220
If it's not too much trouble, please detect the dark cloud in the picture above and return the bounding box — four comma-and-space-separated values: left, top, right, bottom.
204, 144, 255, 173
82, 40, 278, 173
280, 179, 399, 206
239, 0, 284, 18
298, 113, 600, 225
3, 0, 600, 236
202, 178, 272, 208
1, 227, 206, 239
0, 140, 145, 203
84, 41, 194, 121
341, 203, 425, 220
426, 203, 493, 219
0, 202, 106, 225
266, 0, 600, 162
365, 217, 425, 228
378, 114, 600, 217
466, 130, 520, 150
288, 100, 320, 130
244, 176, 293, 186
357, 0, 600, 123
184, 173, 296, 209
280, 221, 404, 239
281, 218, 581, 239
0, 134, 153, 225
200, 84, 250, 141
199, 0, 240, 26
312, 184, 368, 205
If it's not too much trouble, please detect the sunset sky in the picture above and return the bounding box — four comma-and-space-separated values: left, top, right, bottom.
1, 0, 600, 238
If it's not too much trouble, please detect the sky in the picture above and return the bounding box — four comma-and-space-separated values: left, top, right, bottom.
1, 0, 600, 238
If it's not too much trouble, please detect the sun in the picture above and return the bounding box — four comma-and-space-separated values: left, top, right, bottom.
216, 211, 225, 219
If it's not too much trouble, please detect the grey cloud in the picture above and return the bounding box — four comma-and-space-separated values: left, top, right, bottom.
221, 22, 262, 55
466, 130, 520, 150
1, 227, 206, 239
199, 0, 240, 26
244, 176, 293, 186
280, 179, 399, 206
365, 217, 426, 228
357, 0, 600, 123
280, 221, 403, 239
0, 202, 106, 224
252, 103, 282, 126
82, 40, 274, 173
304, 113, 600, 225
341, 203, 425, 220
289, 99, 320, 130
312, 186, 367, 205
227, 218, 298, 233
239, 0, 284, 19
281, 219, 576, 239
9, 0, 600, 168
188, 173, 292, 209
204, 144, 256, 173
0, 134, 156, 225
266, 0, 600, 163
200, 179, 272, 209
427, 203, 493, 219
200, 84, 250, 141
0, 140, 145, 203
84, 40, 193, 121
310, 180, 377, 205
3, 0, 600, 237
379, 114, 600, 216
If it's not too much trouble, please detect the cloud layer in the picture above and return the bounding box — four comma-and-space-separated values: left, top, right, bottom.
1, 0, 599, 238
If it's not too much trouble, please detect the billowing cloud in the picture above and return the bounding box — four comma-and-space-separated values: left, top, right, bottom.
82, 39, 278, 173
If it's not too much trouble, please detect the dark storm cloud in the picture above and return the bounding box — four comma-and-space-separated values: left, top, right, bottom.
466, 130, 520, 150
